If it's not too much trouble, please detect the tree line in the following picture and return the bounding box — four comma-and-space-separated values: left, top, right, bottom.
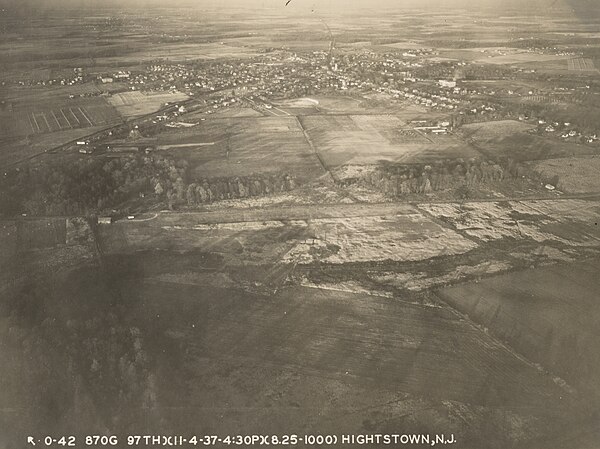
343, 157, 547, 198
0, 154, 298, 217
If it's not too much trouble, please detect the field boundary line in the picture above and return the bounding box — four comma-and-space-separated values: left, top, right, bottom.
60, 109, 74, 128
27, 113, 36, 133
69, 108, 81, 125
78, 107, 93, 126
431, 291, 576, 396
30, 112, 41, 132
50, 110, 62, 130
295, 116, 336, 184
41, 112, 51, 131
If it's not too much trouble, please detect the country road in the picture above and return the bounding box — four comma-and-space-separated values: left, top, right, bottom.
107, 192, 600, 226
7, 192, 600, 225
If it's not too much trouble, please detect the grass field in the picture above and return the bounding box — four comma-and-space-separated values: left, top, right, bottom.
149, 116, 325, 182
301, 115, 480, 167
530, 156, 600, 193
107, 90, 189, 118
461, 120, 596, 160
0, 126, 107, 167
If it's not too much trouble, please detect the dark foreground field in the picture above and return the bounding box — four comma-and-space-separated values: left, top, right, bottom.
1, 218, 597, 449
438, 258, 600, 403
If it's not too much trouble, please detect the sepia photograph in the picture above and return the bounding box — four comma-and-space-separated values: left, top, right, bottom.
1, 0, 599, 447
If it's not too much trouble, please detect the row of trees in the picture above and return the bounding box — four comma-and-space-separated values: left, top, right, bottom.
347, 158, 536, 197
177, 174, 296, 207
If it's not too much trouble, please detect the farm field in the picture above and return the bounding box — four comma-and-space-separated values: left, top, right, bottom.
0, 97, 122, 140
300, 114, 481, 167
568, 57, 597, 72
273, 96, 363, 115
474, 52, 570, 66
148, 116, 326, 182
106, 90, 189, 118
0, 126, 107, 167
461, 120, 536, 141
128, 42, 261, 62
206, 107, 264, 118
437, 258, 600, 402
273, 96, 439, 119
2, 83, 104, 104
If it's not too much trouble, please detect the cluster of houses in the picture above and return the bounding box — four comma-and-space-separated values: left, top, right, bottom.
98, 71, 131, 84
15, 67, 85, 87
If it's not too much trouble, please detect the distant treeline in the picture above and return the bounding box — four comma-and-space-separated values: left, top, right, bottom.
0, 155, 298, 217
424, 39, 557, 50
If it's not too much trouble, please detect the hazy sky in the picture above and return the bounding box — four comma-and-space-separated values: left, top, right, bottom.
0, 0, 593, 8
0, 0, 596, 18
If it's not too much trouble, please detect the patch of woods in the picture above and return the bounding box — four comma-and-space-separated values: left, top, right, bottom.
2, 269, 159, 438
180, 173, 296, 206
0, 155, 298, 216
342, 158, 559, 199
